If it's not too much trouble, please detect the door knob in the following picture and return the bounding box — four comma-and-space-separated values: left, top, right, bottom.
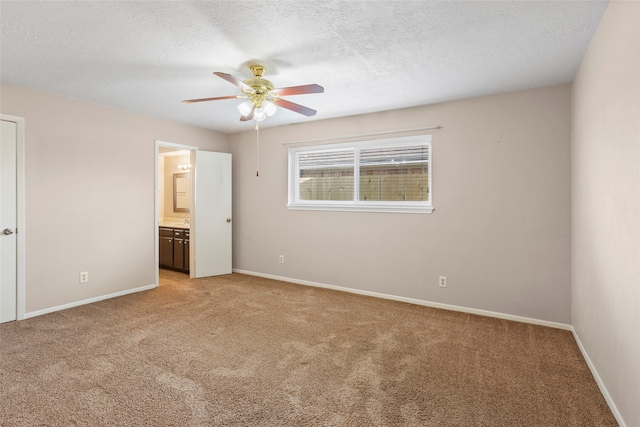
226, 218, 231, 223
2, 228, 14, 235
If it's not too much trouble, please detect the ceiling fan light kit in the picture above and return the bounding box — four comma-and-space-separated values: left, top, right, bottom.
183, 64, 324, 123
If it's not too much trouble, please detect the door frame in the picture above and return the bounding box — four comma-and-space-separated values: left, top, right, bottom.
1, 114, 26, 320
154, 140, 197, 287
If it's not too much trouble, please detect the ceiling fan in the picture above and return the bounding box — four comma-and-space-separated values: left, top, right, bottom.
182, 65, 324, 122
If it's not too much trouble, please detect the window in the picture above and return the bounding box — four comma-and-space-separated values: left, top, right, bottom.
288, 135, 432, 213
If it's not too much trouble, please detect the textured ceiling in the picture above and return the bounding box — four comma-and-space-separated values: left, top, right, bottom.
0, 1, 608, 134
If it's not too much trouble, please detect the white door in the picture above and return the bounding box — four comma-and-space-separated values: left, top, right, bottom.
1, 119, 18, 323
191, 150, 232, 277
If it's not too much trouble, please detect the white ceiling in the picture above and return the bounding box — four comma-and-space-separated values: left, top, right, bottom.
0, 1, 608, 134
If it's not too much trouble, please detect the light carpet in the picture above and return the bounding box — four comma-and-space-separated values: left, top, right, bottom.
0, 270, 617, 426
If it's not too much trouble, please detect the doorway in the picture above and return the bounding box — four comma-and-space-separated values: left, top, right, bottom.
154, 141, 232, 287
156, 141, 195, 286
1, 114, 25, 323
157, 146, 193, 279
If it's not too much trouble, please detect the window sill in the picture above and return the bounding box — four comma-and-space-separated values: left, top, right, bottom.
286, 203, 433, 214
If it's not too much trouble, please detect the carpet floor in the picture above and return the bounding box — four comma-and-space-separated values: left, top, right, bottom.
1, 270, 617, 426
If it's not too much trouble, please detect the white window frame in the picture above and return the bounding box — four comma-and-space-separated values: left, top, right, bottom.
287, 135, 433, 213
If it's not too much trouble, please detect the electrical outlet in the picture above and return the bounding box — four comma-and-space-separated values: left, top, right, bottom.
279, 255, 284, 264
79, 271, 89, 283
439, 276, 447, 288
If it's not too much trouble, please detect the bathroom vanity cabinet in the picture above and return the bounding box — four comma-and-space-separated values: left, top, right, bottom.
159, 226, 190, 272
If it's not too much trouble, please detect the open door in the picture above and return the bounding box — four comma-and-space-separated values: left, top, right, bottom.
191, 150, 232, 277
1, 119, 18, 322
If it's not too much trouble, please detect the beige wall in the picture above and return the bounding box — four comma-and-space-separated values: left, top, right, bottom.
0, 82, 229, 314
230, 84, 572, 324
571, 2, 640, 426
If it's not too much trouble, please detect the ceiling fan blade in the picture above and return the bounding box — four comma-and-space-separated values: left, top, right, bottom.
182, 95, 243, 104
213, 72, 255, 93
271, 84, 324, 97
273, 98, 317, 117
239, 107, 255, 121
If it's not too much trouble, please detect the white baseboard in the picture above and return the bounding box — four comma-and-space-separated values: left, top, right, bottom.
24, 283, 158, 319
232, 269, 572, 331
571, 328, 626, 427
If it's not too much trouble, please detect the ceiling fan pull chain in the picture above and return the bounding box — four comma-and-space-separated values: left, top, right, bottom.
256, 123, 260, 177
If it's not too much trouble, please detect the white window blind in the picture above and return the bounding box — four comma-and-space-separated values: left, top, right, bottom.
298, 149, 355, 201
288, 135, 432, 213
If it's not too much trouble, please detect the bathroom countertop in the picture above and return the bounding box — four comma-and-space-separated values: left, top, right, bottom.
159, 221, 190, 229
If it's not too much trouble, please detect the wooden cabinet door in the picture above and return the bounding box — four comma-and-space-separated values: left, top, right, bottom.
173, 239, 184, 269
159, 237, 173, 267
184, 239, 190, 271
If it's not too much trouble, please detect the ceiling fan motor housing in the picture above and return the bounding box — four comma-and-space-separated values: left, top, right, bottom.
243, 65, 275, 106
242, 77, 274, 93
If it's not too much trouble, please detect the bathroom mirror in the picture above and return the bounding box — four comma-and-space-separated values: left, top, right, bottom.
173, 173, 190, 212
